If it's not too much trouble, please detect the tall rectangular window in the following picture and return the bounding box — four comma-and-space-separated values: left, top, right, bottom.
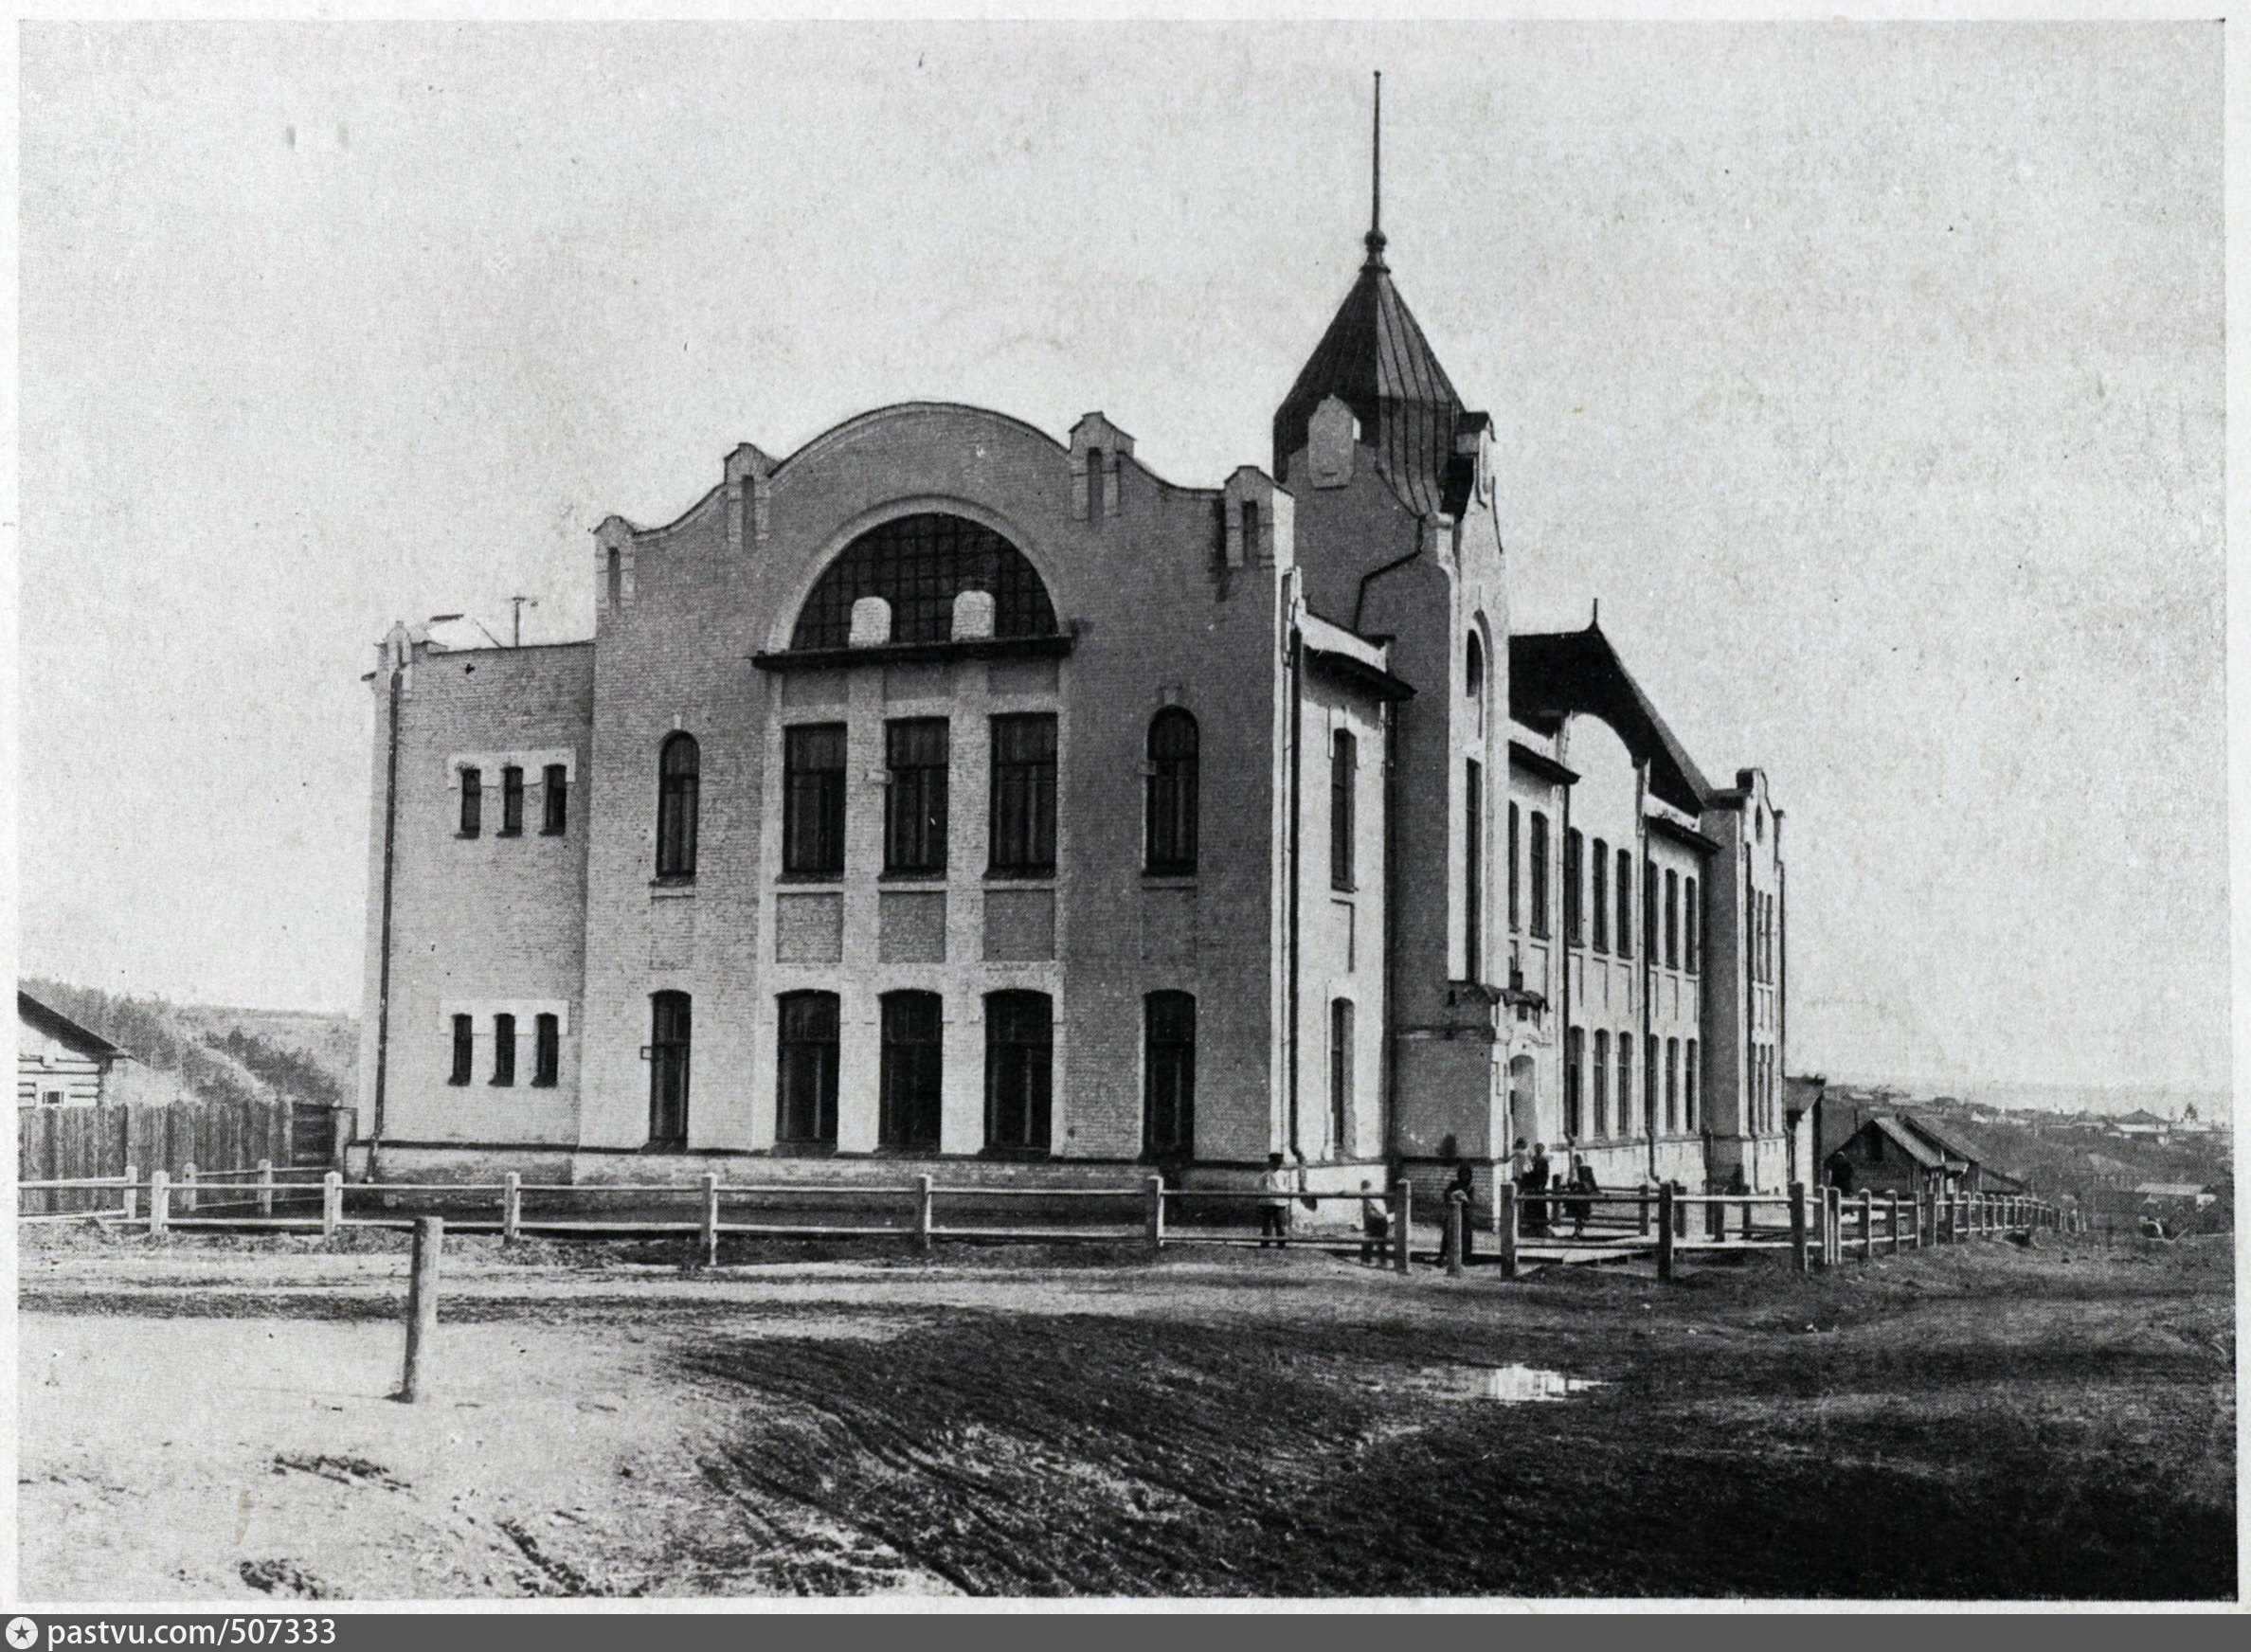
777, 992, 840, 1146
985, 991, 1053, 1153
783, 724, 847, 876
541, 764, 568, 835
1665, 870, 1680, 970
449, 1015, 473, 1086
1646, 1034, 1660, 1137
1328, 998, 1354, 1158
1144, 711, 1198, 874
1615, 847, 1632, 959
1564, 1026, 1583, 1140
605, 548, 622, 607
1616, 1031, 1632, 1138
1507, 802, 1521, 932
1145, 993, 1197, 1159
1331, 730, 1358, 890
1684, 875, 1699, 974
498, 765, 524, 836
649, 992, 691, 1147
491, 1014, 516, 1086
1529, 812, 1551, 938
989, 714, 1057, 875
1592, 839, 1609, 953
879, 992, 943, 1148
1665, 1037, 1679, 1134
1685, 1038, 1699, 1132
884, 719, 949, 875
532, 1014, 560, 1087
1563, 828, 1583, 945
1645, 858, 1659, 960
1593, 1029, 1611, 1137
459, 767, 482, 836
1464, 760, 1483, 979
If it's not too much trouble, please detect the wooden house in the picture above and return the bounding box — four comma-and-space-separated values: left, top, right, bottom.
16, 991, 131, 1108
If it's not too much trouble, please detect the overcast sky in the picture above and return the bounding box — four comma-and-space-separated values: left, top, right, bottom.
18, 22, 2224, 1095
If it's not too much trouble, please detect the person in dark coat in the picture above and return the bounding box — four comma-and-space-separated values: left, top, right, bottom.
1566, 1157, 1598, 1238
1522, 1142, 1552, 1237
1449, 1160, 1477, 1263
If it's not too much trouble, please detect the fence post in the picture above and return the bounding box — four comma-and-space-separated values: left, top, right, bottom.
1656, 1184, 1676, 1282
121, 1163, 137, 1224
148, 1169, 170, 1237
1144, 1175, 1163, 1255
1674, 1183, 1690, 1239
181, 1162, 198, 1216
258, 1159, 274, 1218
1741, 1195, 1755, 1243
700, 1172, 720, 1267
502, 1173, 521, 1245
1393, 1181, 1412, 1275
396, 1217, 442, 1404
321, 1170, 342, 1237
1828, 1186, 1844, 1266
1444, 1193, 1466, 1278
1497, 1182, 1519, 1280
918, 1174, 937, 1256
1789, 1182, 1808, 1273
1886, 1193, 1900, 1256
1859, 1190, 1873, 1263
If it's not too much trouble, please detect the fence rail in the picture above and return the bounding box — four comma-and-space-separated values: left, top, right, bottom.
15, 1166, 2062, 1279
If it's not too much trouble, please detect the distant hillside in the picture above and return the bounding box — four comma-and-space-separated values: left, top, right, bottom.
20, 979, 356, 1113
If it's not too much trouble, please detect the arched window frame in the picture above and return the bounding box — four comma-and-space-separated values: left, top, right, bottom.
656, 732, 700, 881
1144, 709, 1199, 875
790, 512, 1057, 651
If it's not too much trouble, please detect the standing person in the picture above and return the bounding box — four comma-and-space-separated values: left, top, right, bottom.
1358, 1178, 1390, 1266
1524, 1142, 1552, 1237
1568, 1157, 1599, 1239
1258, 1152, 1292, 1248
1508, 1137, 1530, 1185
1450, 1160, 1477, 1264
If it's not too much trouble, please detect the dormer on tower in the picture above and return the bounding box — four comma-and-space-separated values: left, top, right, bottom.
724, 442, 776, 551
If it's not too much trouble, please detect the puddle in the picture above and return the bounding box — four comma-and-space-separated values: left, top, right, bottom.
1407, 1364, 1607, 1403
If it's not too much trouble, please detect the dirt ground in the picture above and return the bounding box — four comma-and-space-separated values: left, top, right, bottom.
15, 1225, 2236, 1601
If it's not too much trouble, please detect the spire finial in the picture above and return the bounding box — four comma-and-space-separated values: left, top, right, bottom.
1363, 71, 1388, 272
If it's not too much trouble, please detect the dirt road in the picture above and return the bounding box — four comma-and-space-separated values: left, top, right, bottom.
16, 1228, 2235, 1600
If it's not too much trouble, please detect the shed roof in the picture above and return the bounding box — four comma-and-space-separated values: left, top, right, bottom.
17, 992, 128, 1061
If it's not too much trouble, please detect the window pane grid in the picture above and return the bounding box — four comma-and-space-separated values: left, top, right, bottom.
1145, 711, 1198, 874
885, 719, 949, 875
989, 714, 1056, 874
783, 725, 847, 876
791, 512, 1058, 651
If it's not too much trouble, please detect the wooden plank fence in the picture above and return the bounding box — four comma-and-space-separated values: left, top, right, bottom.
16, 1099, 318, 1215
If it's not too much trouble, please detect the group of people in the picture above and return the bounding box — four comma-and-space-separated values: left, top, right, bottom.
1509, 1139, 1602, 1238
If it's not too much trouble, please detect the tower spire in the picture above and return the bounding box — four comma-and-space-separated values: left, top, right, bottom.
1364, 71, 1388, 271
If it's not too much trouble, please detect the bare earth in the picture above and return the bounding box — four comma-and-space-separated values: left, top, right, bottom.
16, 1227, 2235, 1601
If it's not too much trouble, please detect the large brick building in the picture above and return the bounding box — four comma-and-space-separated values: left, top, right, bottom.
353, 148, 1794, 1200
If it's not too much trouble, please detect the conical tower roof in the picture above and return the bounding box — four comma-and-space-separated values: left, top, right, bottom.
1272, 76, 1471, 516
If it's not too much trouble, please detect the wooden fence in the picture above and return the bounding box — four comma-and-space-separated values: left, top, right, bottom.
13, 1170, 2059, 1279
15, 1099, 324, 1214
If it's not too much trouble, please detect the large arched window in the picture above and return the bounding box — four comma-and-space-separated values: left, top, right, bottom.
791, 512, 1056, 650
656, 733, 699, 880
1144, 709, 1198, 874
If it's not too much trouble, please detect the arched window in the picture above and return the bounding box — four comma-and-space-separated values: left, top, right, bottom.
1591, 839, 1609, 953
879, 991, 943, 1149
605, 548, 621, 607
656, 733, 699, 880
791, 512, 1056, 650
777, 991, 839, 1146
1144, 992, 1196, 1159
1466, 632, 1485, 704
1145, 709, 1198, 874
1087, 448, 1106, 520
984, 991, 1053, 1155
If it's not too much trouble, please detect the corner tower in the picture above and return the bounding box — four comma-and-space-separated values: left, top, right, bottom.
1277, 74, 1512, 1196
